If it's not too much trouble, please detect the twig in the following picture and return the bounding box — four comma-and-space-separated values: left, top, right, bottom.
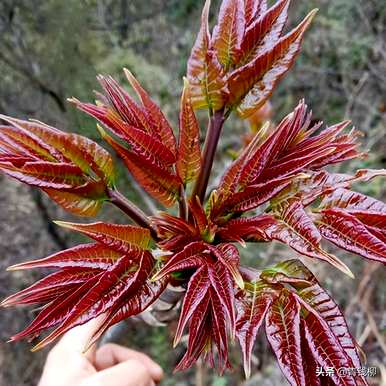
195, 358, 207, 386
356, 277, 386, 356
345, 262, 379, 316
360, 300, 386, 355
344, 71, 369, 119
357, 324, 371, 347
192, 109, 225, 203
108, 188, 158, 239
178, 185, 188, 221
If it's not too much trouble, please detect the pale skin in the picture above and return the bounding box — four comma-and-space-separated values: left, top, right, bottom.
38, 316, 164, 386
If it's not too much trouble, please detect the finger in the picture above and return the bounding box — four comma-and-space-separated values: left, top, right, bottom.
94, 343, 163, 382
82, 359, 155, 386
54, 314, 107, 360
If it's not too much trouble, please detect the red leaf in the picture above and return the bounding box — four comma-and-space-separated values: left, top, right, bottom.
228, 10, 317, 117
187, 0, 228, 111
239, 0, 290, 66
282, 120, 351, 160
58, 133, 115, 184
317, 208, 386, 264
31, 251, 153, 350
273, 198, 321, 244
283, 117, 363, 169
219, 101, 318, 193
237, 126, 279, 187
0, 116, 114, 216
153, 242, 208, 281
88, 277, 168, 347
174, 292, 211, 371
54, 221, 151, 252
187, 0, 211, 81
174, 262, 235, 373
190, 51, 228, 111
219, 177, 292, 213
124, 68, 177, 155
154, 242, 241, 372
257, 147, 335, 183
236, 286, 272, 377
265, 290, 305, 386
278, 169, 381, 207
121, 150, 181, 207
244, 0, 267, 26
265, 259, 364, 375
249, 106, 353, 183
298, 282, 363, 370
212, 0, 245, 70
1, 116, 114, 183
189, 196, 211, 236
321, 188, 386, 214
177, 79, 202, 185
95, 75, 155, 135
43, 189, 106, 217
174, 266, 211, 345
99, 127, 181, 207
347, 210, 386, 228
263, 200, 353, 277
0, 161, 87, 190
0, 124, 56, 161
208, 262, 236, 335
306, 129, 363, 170
151, 212, 200, 251
217, 214, 275, 244
7, 226, 165, 348
300, 323, 321, 386
364, 225, 386, 244
298, 297, 358, 386
100, 112, 176, 166
217, 131, 263, 198
210, 287, 232, 373
73, 72, 178, 169
1, 269, 98, 307
11, 274, 103, 342
7, 243, 120, 271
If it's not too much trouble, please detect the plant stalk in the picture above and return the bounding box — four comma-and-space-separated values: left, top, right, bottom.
108, 188, 158, 239
178, 185, 188, 221
192, 109, 225, 203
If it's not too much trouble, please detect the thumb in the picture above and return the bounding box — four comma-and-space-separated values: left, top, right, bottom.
55, 314, 107, 360
81, 359, 155, 386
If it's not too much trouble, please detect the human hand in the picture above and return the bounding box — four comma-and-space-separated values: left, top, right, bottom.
38, 317, 164, 386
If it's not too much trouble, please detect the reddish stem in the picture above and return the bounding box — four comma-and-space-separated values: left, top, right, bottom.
178, 185, 188, 221
108, 188, 158, 239
192, 109, 225, 203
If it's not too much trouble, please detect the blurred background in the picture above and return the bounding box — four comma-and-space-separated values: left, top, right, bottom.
0, 0, 385, 385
